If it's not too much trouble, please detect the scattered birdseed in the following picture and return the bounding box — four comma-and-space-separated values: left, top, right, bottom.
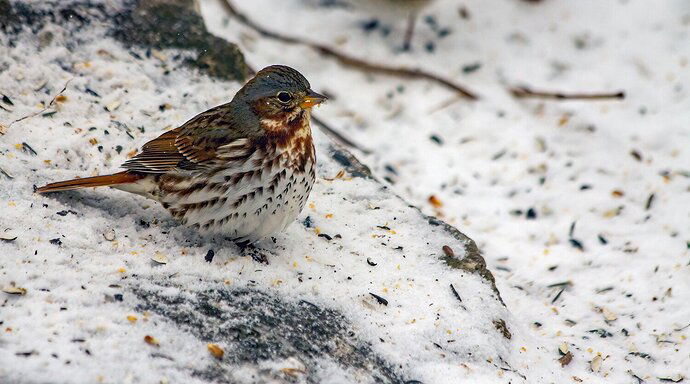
590, 355, 602, 372
597, 234, 608, 245
105, 100, 121, 112
204, 249, 215, 263
462, 62, 482, 74
207, 343, 224, 359
569, 238, 584, 251
103, 229, 116, 241
151, 252, 168, 264
558, 342, 569, 355
449, 284, 466, 309
2, 285, 27, 295
21, 142, 37, 155
588, 329, 613, 338
84, 87, 100, 97
602, 307, 617, 321
369, 292, 388, 306
144, 335, 159, 346
428, 195, 443, 208
630, 149, 643, 161
551, 288, 566, 304
559, 351, 573, 367
1, 94, 14, 106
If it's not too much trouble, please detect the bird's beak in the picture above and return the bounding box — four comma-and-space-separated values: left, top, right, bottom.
300, 90, 327, 109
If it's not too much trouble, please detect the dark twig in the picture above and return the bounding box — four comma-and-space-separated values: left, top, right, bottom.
509, 86, 625, 101
312, 115, 371, 154
449, 284, 467, 310
221, 0, 478, 100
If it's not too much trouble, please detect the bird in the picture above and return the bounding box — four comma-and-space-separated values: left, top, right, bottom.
37, 65, 327, 244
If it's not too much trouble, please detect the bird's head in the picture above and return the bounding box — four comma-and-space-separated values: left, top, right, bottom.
236, 65, 326, 130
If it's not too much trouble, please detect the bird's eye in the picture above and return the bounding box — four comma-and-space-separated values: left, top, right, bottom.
277, 91, 292, 103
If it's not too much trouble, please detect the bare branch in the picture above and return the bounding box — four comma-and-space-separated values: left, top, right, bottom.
312, 114, 370, 155
221, 0, 479, 100
509, 86, 625, 101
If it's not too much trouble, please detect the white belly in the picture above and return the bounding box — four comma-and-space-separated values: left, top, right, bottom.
157, 151, 315, 243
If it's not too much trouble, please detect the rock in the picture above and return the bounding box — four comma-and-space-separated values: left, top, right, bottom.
0, 1, 514, 383
0, 0, 248, 82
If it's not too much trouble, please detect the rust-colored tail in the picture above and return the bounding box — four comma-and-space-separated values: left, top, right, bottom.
36, 171, 144, 193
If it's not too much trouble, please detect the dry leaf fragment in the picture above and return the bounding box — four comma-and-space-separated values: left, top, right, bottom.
558, 351, 573, 367
207, 343, 224, 359
0, 124, 7, 135
144, 335, 159, 346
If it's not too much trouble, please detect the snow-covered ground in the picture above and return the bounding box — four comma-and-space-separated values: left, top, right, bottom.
1, 0, 688, 382
0, 1, 538, 383
200, 0, 690, 382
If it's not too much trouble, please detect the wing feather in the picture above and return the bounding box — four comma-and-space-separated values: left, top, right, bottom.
120, 102, 254, 174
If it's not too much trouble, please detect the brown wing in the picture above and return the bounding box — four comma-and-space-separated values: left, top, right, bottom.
121, 103, 249, 174
121, 128, 186, 173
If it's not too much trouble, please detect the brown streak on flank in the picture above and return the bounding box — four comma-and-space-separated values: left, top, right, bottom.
180, 196, 223, 211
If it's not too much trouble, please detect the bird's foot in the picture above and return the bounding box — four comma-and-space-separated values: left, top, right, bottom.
235, 240, 270, 265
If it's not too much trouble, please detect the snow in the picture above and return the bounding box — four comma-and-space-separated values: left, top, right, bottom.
1, 0, 688, 382
200, 0, 690, 382
0, 3, 524, 383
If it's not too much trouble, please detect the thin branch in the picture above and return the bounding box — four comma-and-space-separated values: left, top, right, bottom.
221, 0, 479, 100
509, 86, 625, 101
312, 114, 371, 154
3, 78, 73, 133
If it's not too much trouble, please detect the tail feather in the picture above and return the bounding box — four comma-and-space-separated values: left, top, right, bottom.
36, 171, 144, 193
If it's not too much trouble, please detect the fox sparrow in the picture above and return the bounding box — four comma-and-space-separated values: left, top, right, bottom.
37, 65, 327, 243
